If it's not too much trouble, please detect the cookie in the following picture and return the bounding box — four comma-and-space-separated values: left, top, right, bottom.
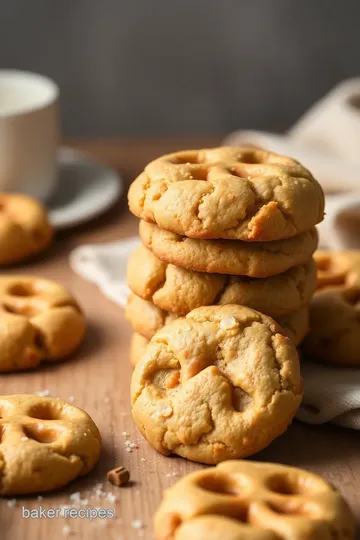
140, 221, 318, 278
125, 293, 309, 346
128, 244, 316, 317
128, 147, 324, 241
154, 460, 355, 540
0, 276, 86, 371
130, 332, 149, 367
0, 194, 53, 264
302, 251, 360, 366
314, 250, 360, 290
0, 394, 101, 495
131, 305, 302, 464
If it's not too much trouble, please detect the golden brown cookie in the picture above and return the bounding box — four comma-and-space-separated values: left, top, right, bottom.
303, 251, 360, 366
130, 332, 149, 367
0, 194, 53, 264
0, 276, 86, 371
154, 460, 355, 540
128, 147, 324, 241
314, 250, 360, 290
128, 244, 316, 317
131, 305, 302, 464
125, 293, 178, 341
140, 221, 318, 278
0, 394, 101, 495
125, 293, 309, 346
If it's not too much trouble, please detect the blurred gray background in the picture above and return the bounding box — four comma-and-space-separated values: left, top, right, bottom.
1, 0, 359, 137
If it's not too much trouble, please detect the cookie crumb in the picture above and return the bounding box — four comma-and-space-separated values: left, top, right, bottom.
220, 316, 237, 329
106, 492, 117, 503
140, 458, 146, 462
69, 492, 81, 504
132, 520, 143, 529
67, 395, 75, 403
7, 499, 16, 508
107, 466, 130, 487
35, 389, 51, 397
37, 495, 43, 501
62, 525, 71, 536
125, 440, 139, 450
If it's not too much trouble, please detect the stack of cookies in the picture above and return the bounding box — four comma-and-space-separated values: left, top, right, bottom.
126, 146, 325, 364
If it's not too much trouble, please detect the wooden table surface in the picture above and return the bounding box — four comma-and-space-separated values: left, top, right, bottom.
0, 138, 359, 540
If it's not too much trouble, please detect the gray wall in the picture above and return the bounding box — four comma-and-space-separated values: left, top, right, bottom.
1, 0, 359, 136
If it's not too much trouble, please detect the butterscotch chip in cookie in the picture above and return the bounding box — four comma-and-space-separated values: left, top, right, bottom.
0, 194, 53, 264
140, 221, 318, 278
303, 250, 360, 366
125, 293, 309, 346
131, 305, 302, 464
130, 332, 149, 367
128, 244, 316, 317
0, 394, 101, 495
154, 460, 355, 540
0, 276, 86, 372
128, 147, 324, 241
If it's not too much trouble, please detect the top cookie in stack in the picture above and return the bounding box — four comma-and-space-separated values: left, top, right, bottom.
128, 147, 324, 242
127, 147, 324, 355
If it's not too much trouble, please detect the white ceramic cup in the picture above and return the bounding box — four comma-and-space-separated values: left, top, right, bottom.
0, 70, 59, 201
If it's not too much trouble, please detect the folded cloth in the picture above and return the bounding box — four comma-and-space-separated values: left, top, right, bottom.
224, 78, 360, 250
69, 238, 360, 430
69, 238, 140, 307
298, 362, 360, 430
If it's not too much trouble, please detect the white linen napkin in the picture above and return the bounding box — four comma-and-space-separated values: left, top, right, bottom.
70, 79, 360, 429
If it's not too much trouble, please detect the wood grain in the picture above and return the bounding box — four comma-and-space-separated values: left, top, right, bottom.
0, 139, 359, 540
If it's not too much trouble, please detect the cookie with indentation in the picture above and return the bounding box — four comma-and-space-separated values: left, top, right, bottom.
131, 305, 303, 464
128, 244, 316, 317
140, 221, 318, 278
303, 250, 360, 366
125, 293, 309, 347
128, 147, 324, 241
0, 276, 86, 371
154, 460, 355, 540
0, 194, 53, 264
0, 394, 101, 495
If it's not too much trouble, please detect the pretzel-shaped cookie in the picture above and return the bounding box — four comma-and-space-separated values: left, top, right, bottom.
125, 293, 309, 346
0, 194, 53, 264
0, 276, 86, 371
128, 244, 317, 317
154, 460, 355, 540
315, 250, 360, 290
131, 305, 302, 464
0, 394, 101, 495
128, 147, 324, 241
304, 251, 360, 366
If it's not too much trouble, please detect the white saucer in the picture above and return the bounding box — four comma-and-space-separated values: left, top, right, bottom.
47, 147, 123, 229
